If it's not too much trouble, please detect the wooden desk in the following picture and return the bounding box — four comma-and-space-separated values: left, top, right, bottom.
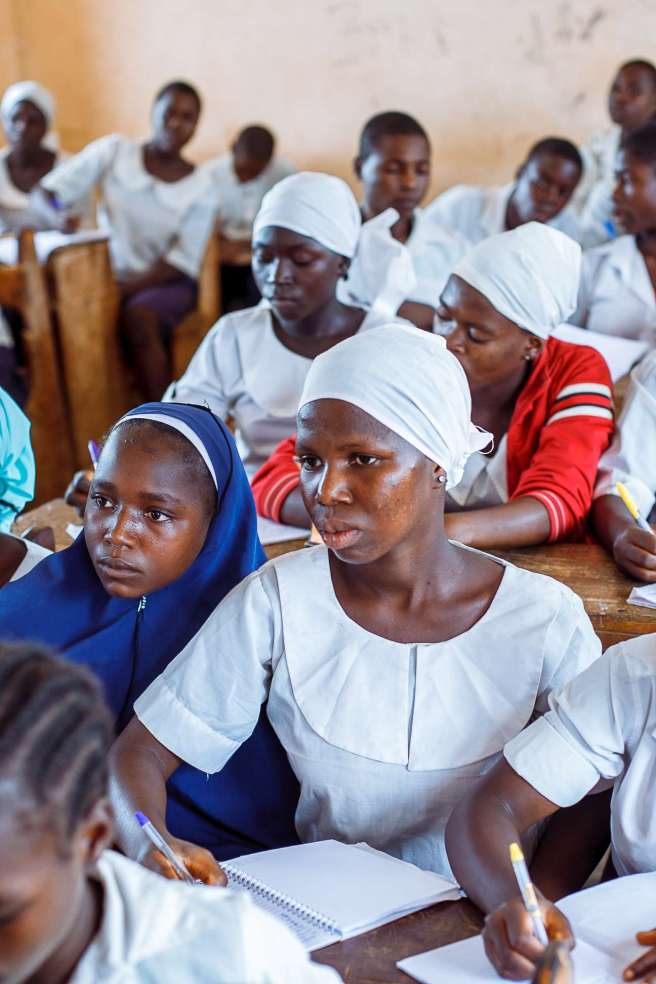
314, 898, 482, 983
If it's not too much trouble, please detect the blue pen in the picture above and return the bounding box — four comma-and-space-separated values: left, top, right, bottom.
87, 439, 100, 469
134, 812, 197, 884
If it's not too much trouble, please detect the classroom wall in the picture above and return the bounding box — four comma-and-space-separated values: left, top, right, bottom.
5, 0, 656, 197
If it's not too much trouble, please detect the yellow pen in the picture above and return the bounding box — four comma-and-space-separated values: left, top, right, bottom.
616, 481, 652, 533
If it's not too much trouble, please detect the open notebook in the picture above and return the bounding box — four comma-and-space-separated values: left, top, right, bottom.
398, 871, 656, 983
223, 840, 460, 951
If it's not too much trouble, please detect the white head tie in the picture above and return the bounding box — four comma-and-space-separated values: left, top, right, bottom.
1, 81, 57, 149
451, 222, 581, 340
253, 171, 361, 258
299, 323, 492, 489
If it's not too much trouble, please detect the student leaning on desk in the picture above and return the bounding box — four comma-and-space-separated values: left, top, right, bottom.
110, 324, 601, 888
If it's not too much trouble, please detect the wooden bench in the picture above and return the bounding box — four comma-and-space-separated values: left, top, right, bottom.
171, 226, 221, 378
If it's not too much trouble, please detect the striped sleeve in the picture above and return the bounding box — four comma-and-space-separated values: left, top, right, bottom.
250, 436, 300, 522
546, 382, 614, 426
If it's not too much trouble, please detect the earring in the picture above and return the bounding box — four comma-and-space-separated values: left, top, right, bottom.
523, 353, 533, 362
437, 474, 446, 485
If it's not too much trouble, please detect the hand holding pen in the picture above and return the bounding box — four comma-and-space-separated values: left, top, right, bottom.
134, 812, 227, 886
614, 481, 656, 583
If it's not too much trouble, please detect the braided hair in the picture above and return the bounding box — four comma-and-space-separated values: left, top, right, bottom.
0, 641, 113, 854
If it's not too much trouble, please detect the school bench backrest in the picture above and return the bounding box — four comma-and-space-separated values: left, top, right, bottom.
170, 224, 221, 379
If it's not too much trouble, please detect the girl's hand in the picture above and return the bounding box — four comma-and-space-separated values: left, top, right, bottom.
140, 836, 227, 886
483, 895, 574, 980
624, 928, 656, 982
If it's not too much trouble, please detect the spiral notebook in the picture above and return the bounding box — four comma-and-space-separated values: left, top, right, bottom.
223, 839, 460, 951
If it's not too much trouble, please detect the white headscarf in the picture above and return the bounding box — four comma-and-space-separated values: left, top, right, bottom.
2, 80, 55, 131
451, 222, 581, 340
299, 323, 491, 488
252, 171, 361, 258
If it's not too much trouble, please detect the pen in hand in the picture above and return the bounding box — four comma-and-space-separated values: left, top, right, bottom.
134, 811, 197, 885
509, 842, 549, 947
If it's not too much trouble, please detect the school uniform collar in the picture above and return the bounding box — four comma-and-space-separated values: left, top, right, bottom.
605, 235, 656, 310
113, 137, 212, 210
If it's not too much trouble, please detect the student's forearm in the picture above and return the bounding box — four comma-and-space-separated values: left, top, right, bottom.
445, 496, 551, 549
279, 487, 310, 528
591, 494, 633, 552
109, 717, 181, 861
119, 260, 186, 298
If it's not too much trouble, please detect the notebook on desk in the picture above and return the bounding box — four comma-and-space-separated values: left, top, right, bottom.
398, 871, 656, 983
223, 839, 460, 951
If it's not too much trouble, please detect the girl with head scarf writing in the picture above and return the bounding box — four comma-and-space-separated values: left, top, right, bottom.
0, 402, 299, 861
110, 324, 599, 885
165, 171, 410, 477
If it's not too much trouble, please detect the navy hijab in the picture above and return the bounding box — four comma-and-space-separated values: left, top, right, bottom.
0, 403, 299, 858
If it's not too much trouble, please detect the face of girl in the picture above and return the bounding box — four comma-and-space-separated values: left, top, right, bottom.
84, 426, 214, 599
613, 149, 656, 234
609, 64, 656, 131
151, 89, 200, 154
356, 133, 431, 220
511, 152, 581, 225
439, 275, 542, 391
0, 791, 111, 984
4, 100, 47, 153
251, 226, 348, 323
296, 399, 439, 565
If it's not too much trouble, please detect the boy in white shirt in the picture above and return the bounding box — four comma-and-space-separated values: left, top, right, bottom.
209, 125, 295, 311
0, 641, 339, 984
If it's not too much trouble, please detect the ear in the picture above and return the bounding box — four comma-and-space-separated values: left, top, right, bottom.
523, 334, 545, 361
76, 797, 115, 868
353, 155, 363, 180
337, 256, 351, 280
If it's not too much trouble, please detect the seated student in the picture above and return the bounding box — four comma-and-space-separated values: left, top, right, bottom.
427, 137, 584, 247
209, 124, 295, 312
572, 122, 656, 343
340, 110, 466, 329
253, 224, 614, 547
0, 402, 300, 861
0, 642, 339, 984
110, 324, 600, 884
577, 59, 656, 247
0, 384, 35, 531
40, 80, 215, 401
592, 351, 656, 580
445, 631, 656, 983
166, 171, 406, 477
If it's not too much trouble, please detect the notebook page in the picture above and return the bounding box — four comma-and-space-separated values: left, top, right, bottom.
231, 885, 338, 951
256, 515, 309, 545
225, 840, 459, 935
397, 934, 616, 984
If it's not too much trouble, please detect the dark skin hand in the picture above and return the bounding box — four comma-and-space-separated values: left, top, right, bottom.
609, 64, 656, 135
438, 274, 551, 548
505, 151, 581, 229
592, 494, 656, 582
251, 225, 367, 359
64, 469, 93, 518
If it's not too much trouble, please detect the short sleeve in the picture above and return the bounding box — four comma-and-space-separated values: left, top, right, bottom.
165, 192, 217, 279
41, 134, 121, 206
134, 567, 280, 773
594, 352, 656, 517
505, 645, 630, 807
164, 317, 235, 417
534, 584, 601, 715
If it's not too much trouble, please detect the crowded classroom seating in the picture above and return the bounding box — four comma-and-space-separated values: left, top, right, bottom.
1, 28, 656, 983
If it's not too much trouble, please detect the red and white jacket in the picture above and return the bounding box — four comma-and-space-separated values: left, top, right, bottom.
251, 337, 615, 543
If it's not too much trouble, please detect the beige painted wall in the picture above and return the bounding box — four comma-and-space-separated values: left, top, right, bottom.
4, 0, 656, 197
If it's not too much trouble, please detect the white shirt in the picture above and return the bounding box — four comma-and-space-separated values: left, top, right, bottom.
572, 235, 656, 343
339, 207, 467, 314
72, 850, 339, 983
42, 134, 215, 279
135, 544, 600, 881
594, 350, 656, 517
0, 146, 70, 233
165, 303, 393, 476
208, 153, 296, 241
8, 534, 51, 581
576, 127, 620, 247
505, 633, 656, 877
447, 436, 508, 510
425, 182, 585, 247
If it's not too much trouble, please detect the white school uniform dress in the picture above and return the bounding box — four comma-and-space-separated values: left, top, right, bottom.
425, 183, 585, 247
0, 146, 70, 233
135, 545, 599, 881
446, 437, 508, 510
7, 535, 51, 581
165, 304, 396, 476
41, 134, 215, 280
594, 350, 656, 518
71, 850, 340, 983
208, 153, 296, 241
505, 633, 656, 877
576, 127, 620, 247
571, 236, 656, 343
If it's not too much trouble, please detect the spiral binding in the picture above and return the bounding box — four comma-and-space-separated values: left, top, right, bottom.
223, 864, 341, 936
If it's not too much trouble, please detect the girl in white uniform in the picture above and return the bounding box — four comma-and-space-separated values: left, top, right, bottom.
592, 350, 656, 580
111, 323, 599, 884
0, 642, 338, 984
166, 171, 406, 477
41, 80, 215, 400
572, 122, 656, 343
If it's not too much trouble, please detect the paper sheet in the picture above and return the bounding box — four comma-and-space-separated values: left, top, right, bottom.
628, 582, 656, 608
553, 323, 649, 382
256, 515, 309, 545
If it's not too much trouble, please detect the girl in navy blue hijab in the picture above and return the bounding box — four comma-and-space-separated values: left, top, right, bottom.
0, 402, 299, 859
